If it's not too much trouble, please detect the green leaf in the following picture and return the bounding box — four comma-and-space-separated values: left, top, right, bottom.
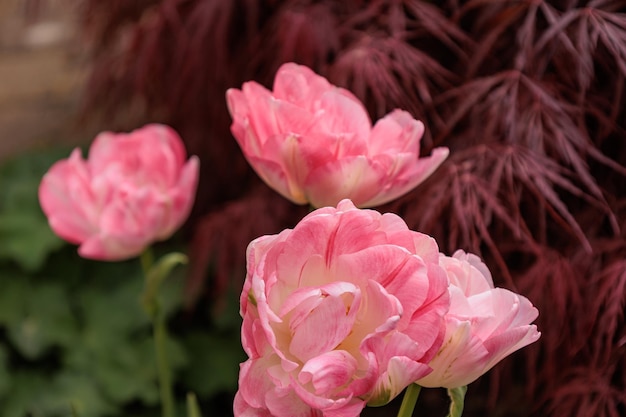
0, 371, 116, 417
0, 213, 64, 271
45, 372, 117, 417
141, 251, 188, 317
0, 272, 29, 326
0, 343, 11, 399
0, 148, 70, 271
0, 371, 49, 417
4, 281, 78, 359
65, 270, 187, 407
78, 276, 149, 337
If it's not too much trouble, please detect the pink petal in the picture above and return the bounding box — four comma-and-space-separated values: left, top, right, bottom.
89, 124, 189, 190
332, 245, 448, 355
317, 90, 371, 147
440, 253, 494, 297
273, 62, 333, 109
273, 63, 363, 113
83, 186, 167, 260
265, 386, 322, 417
368, 110, 425, 155
337, 280, 402, 359
242, 81, 283, 145
77, 234, 145, 261
416, 320, 489, 388
304, 156, 386, 208
136, 124, 189, 188
245, 153, 305, 204
482, 325, 541, 370
234, 390, 273, 417
364, 332, 433, 405
162, 155, 200, 239
322, 400, 366, 417
87, 131, 119, 173
364, 147, 450, 207
288, 291, 358, 362
450, 250, 494, 288
279, 281, 359, 317
298, 350, 358, 395
226, 88, 252, 142
466, 289, 538, 338
38, 149, 98, 243
239, 356, 281, 410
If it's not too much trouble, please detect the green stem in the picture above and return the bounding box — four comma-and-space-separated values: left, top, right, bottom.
70, 403, 80, 417
141, 249, 176, 417
186, 392, 203, 417
446, 386, 467, 417
140, 249, 155, 277
154, 309, 175, 417
397, 384, 422, 417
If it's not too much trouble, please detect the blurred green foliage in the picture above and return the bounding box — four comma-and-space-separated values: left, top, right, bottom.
0, 149, 245, 416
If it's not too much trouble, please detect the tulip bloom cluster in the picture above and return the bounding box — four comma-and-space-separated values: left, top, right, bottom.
227, 63, 449, 208
227, 63, 540, 417
235, 200, 540, 417
37, 62, 540, 417
39, 124, 199, 261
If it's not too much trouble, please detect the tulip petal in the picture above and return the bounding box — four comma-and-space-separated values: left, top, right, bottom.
273, 62, 333, 109
265, 386, 321, 417
299, 350, 358, 395
417, 320, 489, 388
234, 390, 273, 417
364, 146, 450, 207
39, 149, 98, 243
239, 356, 282, 410
163, 155, 200, 238
368, 110, 425, 155
304, 155, 385, 207
289, 291, 357, 362
226, 88, 252, 142
317, 90, 371, 149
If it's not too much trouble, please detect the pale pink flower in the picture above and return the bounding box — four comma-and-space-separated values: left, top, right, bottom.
39, 124, 199, 261
417, 250, 541, 388
235, 200, 450, 417
226, 62, 449, 208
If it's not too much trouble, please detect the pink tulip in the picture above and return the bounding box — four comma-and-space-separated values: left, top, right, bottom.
226, 62, 449, 208
416, 250, 541, 389
235, 200, 450, 416
39, 124, 199, 261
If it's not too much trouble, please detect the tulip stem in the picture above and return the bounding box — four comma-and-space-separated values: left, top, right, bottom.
141, 249, 176, 417
446, 386, 467, 417
186, 392, 203, 417
154, 309, 175, 417
397, 384, 422, 417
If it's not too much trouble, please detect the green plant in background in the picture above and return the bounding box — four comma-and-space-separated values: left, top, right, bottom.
0, 148, 245, 417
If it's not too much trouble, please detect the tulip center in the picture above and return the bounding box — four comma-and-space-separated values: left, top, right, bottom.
280, 283, 361, 364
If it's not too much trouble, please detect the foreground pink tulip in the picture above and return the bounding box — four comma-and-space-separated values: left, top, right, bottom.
39, 124, 199, 261
417, 250, 541, 388
226, 62, 449, 208
235, 200, 450, 417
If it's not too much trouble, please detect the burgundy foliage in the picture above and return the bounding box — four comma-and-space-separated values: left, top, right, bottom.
78, 0, 626, 416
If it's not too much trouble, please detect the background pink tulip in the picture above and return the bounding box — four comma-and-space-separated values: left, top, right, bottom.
417, 250, 541, 389
226, 62, 449, 208
39, 124, 199, 261
235, 200, 450, 417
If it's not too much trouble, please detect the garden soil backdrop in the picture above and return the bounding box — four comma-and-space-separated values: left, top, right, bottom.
76, 0, 626, 416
